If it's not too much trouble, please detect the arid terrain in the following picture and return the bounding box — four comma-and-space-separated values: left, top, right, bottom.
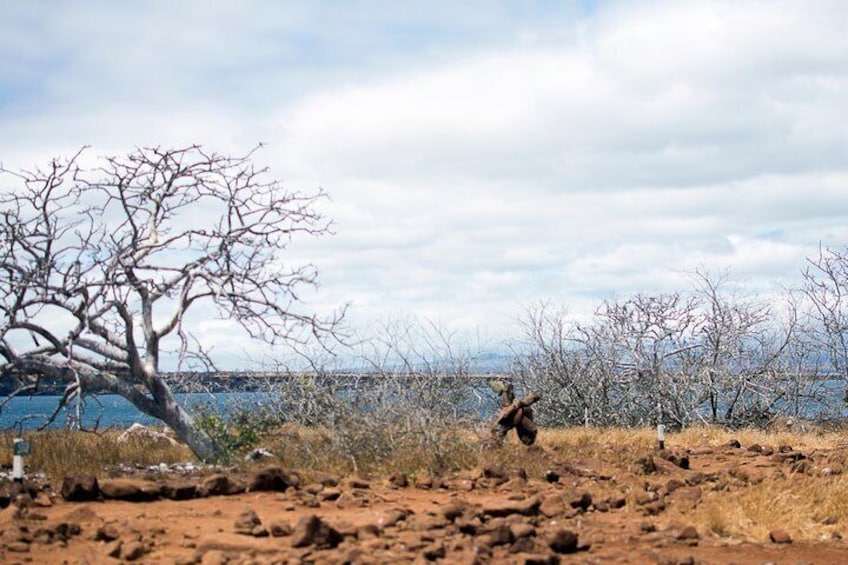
3, 431, 848, 564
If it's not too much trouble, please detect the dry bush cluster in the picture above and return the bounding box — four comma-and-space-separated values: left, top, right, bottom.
512, 265, 848, 430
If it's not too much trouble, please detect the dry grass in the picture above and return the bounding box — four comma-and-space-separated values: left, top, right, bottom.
673, 473, 848, 542
0, 429, 192, 480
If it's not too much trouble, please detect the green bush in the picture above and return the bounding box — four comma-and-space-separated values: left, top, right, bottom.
192, 402, 282, 464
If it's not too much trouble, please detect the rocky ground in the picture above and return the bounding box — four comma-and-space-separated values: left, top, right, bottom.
1, 439, 848, 564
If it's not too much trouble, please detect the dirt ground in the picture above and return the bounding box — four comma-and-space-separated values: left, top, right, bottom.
2, 438, 848, 564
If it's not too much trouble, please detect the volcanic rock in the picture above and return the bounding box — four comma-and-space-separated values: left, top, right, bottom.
291, 514, 343, 549
61, 474, 100, 502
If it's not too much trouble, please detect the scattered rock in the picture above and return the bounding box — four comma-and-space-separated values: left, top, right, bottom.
676, 526, 700, 542
291, 514, 343, 549
377, 508, 410, 528
515, 554, 561, 565
415, 476, 434, 489
269, 521, 292, 537
120, 539, 147, 561
539, 495, 564, 518
422, 541, 447, 560
247, 467, 299, 492
661, 450, 690, 470
99, 479, 161, 502
769, 529, 793, 544
94, 523, 121, 542
566, 491, 593, 511
347, 478, 371, 489
389, 473, 409, 488
32, 491, 53, 507
548, 529, 579, 554
441, 501, 467, 522
482, 496, 541, 518
318, 487, 342, 501
481, 465, 508, 480
61, 474, 100, 502
161, 482, 197, 500
104, 539, 122, 558
773, 451, 807, 464
510, 522, 536, 539
233, 508, 262, 535
196, 474, 245, 497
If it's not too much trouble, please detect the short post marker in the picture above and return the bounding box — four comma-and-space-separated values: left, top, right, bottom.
656, 424, 665, 451
12, 437, 31, 483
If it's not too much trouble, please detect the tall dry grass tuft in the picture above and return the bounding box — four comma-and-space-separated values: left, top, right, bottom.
672, 474, 848, 542
674, 424, 842, 452
0, 430, 192, 480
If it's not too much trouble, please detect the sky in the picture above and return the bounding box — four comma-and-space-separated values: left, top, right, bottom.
3, 1, 848, 365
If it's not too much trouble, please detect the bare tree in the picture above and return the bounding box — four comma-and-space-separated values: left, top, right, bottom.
0, 145, 342, 461
691, 269, 798, 426
802, 244, 848, 381
514, 275, 813, 429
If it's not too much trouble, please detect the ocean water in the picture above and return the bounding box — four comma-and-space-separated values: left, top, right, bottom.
0, 392, 273, 431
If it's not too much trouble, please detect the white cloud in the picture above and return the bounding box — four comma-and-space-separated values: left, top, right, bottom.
3, 0, 848, 362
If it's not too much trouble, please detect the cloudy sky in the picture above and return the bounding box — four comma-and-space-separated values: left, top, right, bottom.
3, 1, 848, 362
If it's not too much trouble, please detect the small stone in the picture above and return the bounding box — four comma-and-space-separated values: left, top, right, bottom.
441, 502, 466, 521
269, 521, 292, 537
377, 508, 410, 528
640, 522, 657, 533
120, 540, 146, 561
99, 479, 160, 502
318, 487, 342, 501
482, 496, 541, 517
509, 536, 536, 554
6, 541, 31, 553
677, 526, 700, 541
415, 476, 434, 489
233, 508, 262, 535
389, 473, 409, 488
510, 523, 536, 539
422, 541, 446, 560
104, 539, 123, 558
94, 524, 121, 542
61, 474, 100, 502
548, 529, 579, 554
567, 492, 593, 511
540, 495, 564, 518
291, 514, 342, 549
769, 529, 792, 544
247, 467, 299, 492
196, 474, 245, 497
357, 523, 381, 540
161, 482, 197, 500
347, 478, 371, 489
33, 491, 53, 507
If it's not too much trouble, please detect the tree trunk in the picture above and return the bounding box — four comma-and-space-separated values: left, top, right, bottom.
116, 373, 222, 462
157, 402, 220, 463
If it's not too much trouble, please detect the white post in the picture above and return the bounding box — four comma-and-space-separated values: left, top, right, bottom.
656, 424, 665, 451
584, 407, 589, 428
12, 438, 25, 482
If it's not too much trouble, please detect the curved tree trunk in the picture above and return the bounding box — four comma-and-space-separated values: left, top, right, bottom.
133, 374, 221, 463
156, 402, 219, 463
